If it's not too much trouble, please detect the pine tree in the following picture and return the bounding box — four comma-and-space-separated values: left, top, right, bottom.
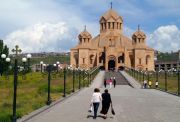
0, 39, 9, 75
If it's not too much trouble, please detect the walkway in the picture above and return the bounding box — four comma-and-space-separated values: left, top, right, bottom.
19, 71, 180, 122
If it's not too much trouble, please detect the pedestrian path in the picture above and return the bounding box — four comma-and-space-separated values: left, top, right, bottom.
19, 71, 180, 122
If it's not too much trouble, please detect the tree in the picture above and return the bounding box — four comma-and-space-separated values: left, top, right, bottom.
0, 39, 9, 75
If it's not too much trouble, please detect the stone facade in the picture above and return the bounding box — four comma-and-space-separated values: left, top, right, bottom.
70, 8, 154, 71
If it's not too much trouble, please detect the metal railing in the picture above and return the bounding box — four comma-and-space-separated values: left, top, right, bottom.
0, 66, 100, 122
125, 67, 180, 96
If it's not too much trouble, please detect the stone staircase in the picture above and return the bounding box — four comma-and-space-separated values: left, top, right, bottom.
105, 71, 130, 85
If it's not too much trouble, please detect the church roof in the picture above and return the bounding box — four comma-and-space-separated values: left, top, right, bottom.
132, 30, 146, 38
100, 9, 123, 21
78, 29, 92, 38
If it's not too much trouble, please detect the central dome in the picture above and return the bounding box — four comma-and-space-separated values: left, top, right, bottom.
100, 9, 123, 21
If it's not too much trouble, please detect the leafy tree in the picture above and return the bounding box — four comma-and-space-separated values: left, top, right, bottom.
0, 39, 9, 75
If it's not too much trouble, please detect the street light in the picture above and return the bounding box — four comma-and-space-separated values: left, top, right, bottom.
63, 67, 67, 97
27, 54, 31, 71
47, 65, 52, 105
40, 61, 43, 72
22, 58, 27, 69
5, 57, 11, 76
56, 61, 59, 71
12, 45, 22, 122
78, 67, 81, 89
22, 57, 27, 79
0, 54, 6, 76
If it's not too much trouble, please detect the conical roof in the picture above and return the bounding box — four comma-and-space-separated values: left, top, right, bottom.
132, 27, 146, 39
100, 9, 123, 21
78, 28, 92, 39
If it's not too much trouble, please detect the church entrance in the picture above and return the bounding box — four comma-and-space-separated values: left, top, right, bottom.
118, 66, 124, 71
108, 60, 115, 70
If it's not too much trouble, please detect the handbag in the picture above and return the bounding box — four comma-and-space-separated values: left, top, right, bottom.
88, 105, 93, 113
111, 104, 115, 115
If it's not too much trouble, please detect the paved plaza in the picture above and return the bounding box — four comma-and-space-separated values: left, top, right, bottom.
19, 71, 180, 122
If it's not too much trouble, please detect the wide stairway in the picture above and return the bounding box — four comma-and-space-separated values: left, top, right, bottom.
105, 71, 130, 85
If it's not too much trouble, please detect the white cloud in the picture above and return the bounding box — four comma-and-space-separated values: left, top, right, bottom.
148, 25, 180, 52
4, 22, 79, 53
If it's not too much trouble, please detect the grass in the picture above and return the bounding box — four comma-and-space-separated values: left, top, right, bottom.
0, 70, 91, 122
126, 70, 179, 94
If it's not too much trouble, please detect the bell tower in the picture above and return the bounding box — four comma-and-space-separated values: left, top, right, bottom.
78, 26, 92, 46
132, 25, 146, 47
99, 3, 123, 34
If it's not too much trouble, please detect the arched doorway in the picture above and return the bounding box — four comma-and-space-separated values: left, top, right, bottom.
118, 66, 124, 71
108, 60, 115, 70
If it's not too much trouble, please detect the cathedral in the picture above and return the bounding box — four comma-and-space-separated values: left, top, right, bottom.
70, 8, 154, 71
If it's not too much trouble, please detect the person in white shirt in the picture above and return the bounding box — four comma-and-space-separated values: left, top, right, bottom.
144, 80, 147, 89
91, 88, 102, 119
155, 80, 158, 88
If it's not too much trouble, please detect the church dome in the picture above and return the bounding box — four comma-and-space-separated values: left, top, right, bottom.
132, 29, 146, 39
100, 9, 123, 22
78, 28, 92, 39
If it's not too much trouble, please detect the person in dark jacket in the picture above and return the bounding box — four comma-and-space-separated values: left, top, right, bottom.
104, 78, 107, 88
113, 77, 116, 88
100, 89, 112, 119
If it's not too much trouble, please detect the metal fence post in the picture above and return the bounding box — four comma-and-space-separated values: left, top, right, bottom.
165, 70, 167, 91
47, 65, 52, 105
178, 70, 180, 95
63, 68, 66, 97
72, 69, 75, 92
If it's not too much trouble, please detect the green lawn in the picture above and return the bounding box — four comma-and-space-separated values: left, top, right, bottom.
0, 70, 90, 122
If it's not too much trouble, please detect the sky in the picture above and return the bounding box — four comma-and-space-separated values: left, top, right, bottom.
0, 0, 180, 53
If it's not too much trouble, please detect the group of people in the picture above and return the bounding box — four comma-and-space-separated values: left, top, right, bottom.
143, 80, 158, 89
90, 88, 113, 119
104, 77, 116, 88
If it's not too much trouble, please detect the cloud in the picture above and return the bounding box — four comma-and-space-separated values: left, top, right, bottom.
148, 25, 180, 52
4, 22, 79, 53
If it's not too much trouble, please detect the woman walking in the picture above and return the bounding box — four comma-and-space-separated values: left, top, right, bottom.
91, 88, 102, 119
100, 89, 112, 119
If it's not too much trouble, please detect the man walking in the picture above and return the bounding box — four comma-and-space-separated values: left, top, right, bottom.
113, 77, 116, 88
104, 78, 107, 88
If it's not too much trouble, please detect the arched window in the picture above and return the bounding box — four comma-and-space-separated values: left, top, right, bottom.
90, 55, 94, 64
146, 55, 151, 65
139, 58, 141, 64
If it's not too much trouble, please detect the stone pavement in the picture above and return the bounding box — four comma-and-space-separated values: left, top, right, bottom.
19, 71, 180, 122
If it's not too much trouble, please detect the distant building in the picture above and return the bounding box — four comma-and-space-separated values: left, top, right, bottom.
70, 8, 154, 71
155, 50, 180, 71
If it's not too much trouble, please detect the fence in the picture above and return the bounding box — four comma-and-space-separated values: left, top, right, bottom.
0, 67, 100, 122
125, 67, 180, 96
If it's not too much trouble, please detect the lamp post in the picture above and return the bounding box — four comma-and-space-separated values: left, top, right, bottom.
12, 45, 22, 122
82, 69, 85, 87
40, 61, 43, 72
143, 71, 145, 81
27, 54, 31, 71
47, 65, 52, 105
43, 63, 46, 71
178, 70, 180, 95
78, 68, 81, 89
5, 57, 11, 79
0, 54, 6, 76
63, 67, 67, 97
56, 61, 59, 72
165, 70, 167, 91
22, 57, 27, 79
72, 68, 75, 92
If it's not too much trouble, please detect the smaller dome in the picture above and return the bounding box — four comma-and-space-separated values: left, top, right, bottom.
132, 26, 146, 39
78, 26, 92, 39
